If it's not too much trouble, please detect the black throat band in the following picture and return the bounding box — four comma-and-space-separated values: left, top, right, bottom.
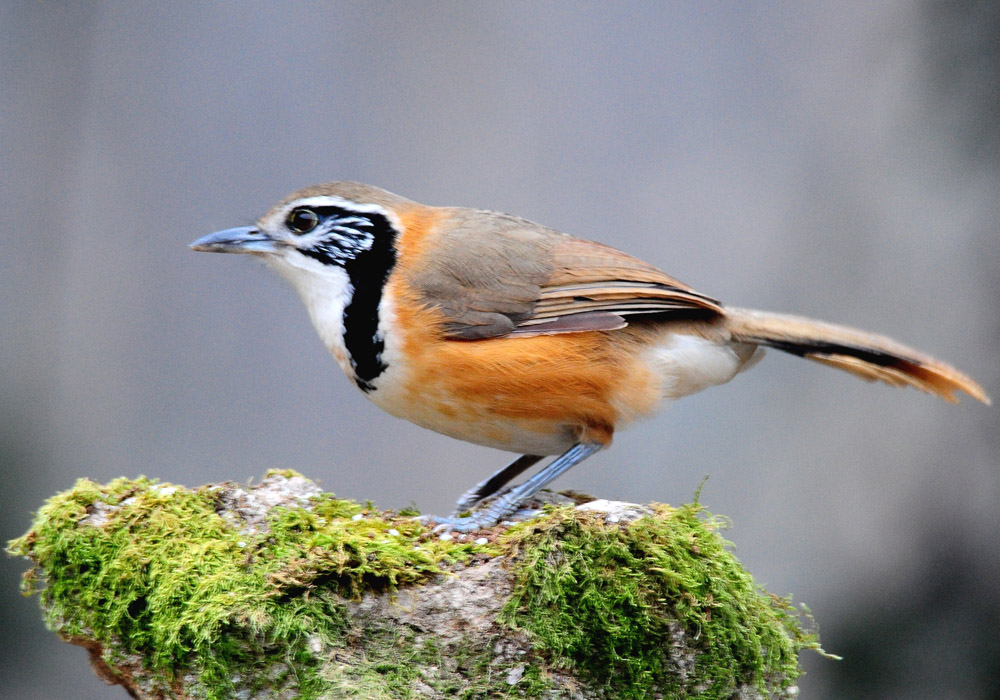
301, 208, 398, 392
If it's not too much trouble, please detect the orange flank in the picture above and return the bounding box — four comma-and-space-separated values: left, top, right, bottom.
386, 280, 660, 453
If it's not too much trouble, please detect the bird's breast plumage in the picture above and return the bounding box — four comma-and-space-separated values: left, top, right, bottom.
363, 279, 665, 454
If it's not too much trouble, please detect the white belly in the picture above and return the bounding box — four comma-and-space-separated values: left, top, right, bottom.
642, 333, 763, 400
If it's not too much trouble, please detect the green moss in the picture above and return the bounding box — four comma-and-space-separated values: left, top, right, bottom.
500, 503, 824, 699
8, 476, 823, 698
264, 467, 306, 479
6, 476, 485, 699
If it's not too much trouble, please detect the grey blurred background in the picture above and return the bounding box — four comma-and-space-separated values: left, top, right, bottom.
2, 2, 997, 698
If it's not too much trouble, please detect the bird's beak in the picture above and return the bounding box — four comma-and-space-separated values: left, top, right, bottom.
189, 226, 278, 254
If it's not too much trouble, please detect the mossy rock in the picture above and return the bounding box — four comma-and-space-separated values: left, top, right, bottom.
8, 472, 825, 699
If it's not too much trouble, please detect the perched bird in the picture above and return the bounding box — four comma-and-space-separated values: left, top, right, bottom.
190, 182, 989, 530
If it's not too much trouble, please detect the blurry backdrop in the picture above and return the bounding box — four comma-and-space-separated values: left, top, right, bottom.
2, 2, 997, 698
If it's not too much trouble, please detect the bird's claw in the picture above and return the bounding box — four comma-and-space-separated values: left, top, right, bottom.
416, 512, 494, 533
416, 506, 544, 534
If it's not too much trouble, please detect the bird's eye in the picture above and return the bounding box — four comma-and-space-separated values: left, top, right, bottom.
287, 207, 320, 234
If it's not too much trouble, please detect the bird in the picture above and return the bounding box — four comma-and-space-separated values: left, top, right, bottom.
190, 182, 990, 531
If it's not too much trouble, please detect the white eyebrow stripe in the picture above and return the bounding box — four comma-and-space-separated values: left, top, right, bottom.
289, 196, 390, 217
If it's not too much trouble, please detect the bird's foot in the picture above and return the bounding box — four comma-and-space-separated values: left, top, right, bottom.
418, 505, 543, 533
426, 443, 604, 533
449, 454, 543, 516
449, 490, 491, 519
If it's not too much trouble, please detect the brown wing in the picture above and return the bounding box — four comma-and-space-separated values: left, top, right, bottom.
409, 208, 721, 340
513, 237, 722, 335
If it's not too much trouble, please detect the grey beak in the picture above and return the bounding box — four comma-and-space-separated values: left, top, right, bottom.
189, 226, 277, 254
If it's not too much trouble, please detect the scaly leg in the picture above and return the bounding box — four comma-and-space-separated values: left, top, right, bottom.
430, 442, 604, 532
451, 454, 543, 515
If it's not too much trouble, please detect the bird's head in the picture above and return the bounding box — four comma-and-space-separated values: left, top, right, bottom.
190, 182, 411, 285
190, 183, 415, 391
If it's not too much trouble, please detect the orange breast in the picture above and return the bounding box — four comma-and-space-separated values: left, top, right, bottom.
379, 282, 663, 454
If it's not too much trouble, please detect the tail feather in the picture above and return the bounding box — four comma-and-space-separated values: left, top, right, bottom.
725, 307, 990, 405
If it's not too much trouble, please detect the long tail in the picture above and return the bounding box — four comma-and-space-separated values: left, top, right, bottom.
725, 307, 990, 405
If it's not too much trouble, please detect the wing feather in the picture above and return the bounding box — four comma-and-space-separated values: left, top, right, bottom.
409, 208, 721, 339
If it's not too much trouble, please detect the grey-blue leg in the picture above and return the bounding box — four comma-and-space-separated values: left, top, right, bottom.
451, 454, 543, 515
432, 442, 604, 532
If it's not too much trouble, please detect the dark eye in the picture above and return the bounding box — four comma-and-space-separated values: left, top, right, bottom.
287, 207, 320, 234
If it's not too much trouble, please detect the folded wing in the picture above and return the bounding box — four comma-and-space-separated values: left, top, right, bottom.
409, 209, 721, 339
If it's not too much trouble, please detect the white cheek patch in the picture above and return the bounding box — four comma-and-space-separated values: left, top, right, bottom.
269, 250, 337, 277
268, 256, 355, 375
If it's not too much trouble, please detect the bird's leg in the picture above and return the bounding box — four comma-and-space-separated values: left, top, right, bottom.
451, 454, 544, 515
430, 442, 603, 532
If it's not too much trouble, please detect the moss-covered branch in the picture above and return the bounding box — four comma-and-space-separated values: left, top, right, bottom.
8, 472, 825, 699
